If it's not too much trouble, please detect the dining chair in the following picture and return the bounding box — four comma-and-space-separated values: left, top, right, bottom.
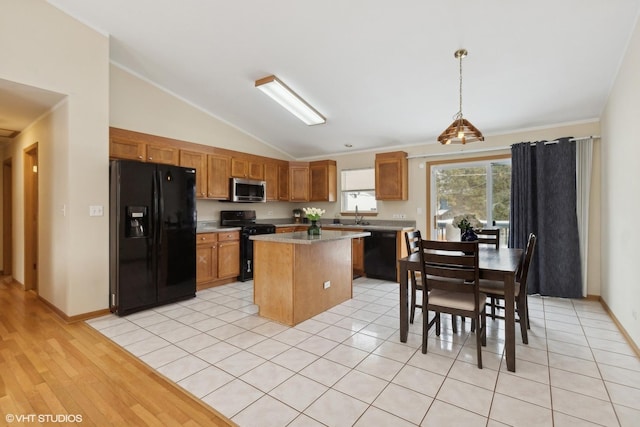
405, 231, 461, 332
478, 233, 537, 344
475, 228, 501, 318
419, 239, 487, 368
475, 228, 500, 249
404, 231, 423, 324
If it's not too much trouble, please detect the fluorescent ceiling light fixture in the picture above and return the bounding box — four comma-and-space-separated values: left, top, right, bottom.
255, 75, 326, 125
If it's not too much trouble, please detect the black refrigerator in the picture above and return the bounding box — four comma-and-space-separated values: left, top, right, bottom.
109, 160, 197, 316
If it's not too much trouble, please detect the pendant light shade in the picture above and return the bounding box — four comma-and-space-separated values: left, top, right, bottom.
438, 49, 484, 145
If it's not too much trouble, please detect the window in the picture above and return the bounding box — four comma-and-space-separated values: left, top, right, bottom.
341, 168, 377, 213
428, 155, 511, 246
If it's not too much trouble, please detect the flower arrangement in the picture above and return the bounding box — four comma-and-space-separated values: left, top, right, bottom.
303, 207, 326, 221
453, 213, 481, 232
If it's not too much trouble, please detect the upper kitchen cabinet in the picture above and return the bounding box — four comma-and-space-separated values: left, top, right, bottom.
207, 154, 230, 199
231, 156, 264, 181
289, 162, 310, 202
179, 149, 207, 198
109, 128, 178, 165
278, 162, 290, 201
264, 162, 279, 201
146, 144, 179, 165
375, 151, 408, 200
309, 160, 337, 202
109, 136, 146, 161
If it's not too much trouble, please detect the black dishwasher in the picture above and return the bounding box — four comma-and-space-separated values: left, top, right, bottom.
364, 230, 397, 281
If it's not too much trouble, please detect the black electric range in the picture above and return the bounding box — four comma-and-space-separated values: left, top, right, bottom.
220, 210, 276, 282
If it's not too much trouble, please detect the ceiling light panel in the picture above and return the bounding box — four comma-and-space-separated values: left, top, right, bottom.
255, 75, 326, 126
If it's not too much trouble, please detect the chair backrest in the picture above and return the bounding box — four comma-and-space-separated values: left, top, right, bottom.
475, 228, 500, 249
405, 230, 422, 255
418, 240, 479, 295
517, 233, 537, 287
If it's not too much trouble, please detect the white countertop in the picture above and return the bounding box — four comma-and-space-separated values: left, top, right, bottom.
250, 230, 371, 245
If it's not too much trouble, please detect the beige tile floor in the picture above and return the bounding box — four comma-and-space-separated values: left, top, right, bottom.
88, 277, 640, 426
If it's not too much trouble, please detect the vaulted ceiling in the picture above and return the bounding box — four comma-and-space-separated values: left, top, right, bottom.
6, 1, 640, 157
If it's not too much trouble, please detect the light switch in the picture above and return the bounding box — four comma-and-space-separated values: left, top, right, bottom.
89, 205, 104, 217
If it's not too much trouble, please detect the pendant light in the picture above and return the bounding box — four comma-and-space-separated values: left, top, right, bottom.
437, 49, 484, 145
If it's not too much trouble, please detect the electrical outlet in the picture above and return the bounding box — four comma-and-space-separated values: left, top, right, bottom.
417, 207, 423, 215
323, 281, 331, 289
400, 214, 407, 219
89, 205, 104, 217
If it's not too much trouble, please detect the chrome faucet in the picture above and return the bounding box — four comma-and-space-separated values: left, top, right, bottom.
355, 205, 361, 225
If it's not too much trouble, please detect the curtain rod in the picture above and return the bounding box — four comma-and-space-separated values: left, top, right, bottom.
406, 135, 600, 159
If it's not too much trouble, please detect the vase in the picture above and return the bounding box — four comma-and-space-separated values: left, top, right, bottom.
460, 228, 478, 242
307, 220, 321, 236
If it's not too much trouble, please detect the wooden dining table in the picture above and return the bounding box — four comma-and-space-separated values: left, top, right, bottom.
398, 247, 523, 372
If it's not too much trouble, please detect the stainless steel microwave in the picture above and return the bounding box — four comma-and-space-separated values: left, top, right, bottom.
230, 177, 266, 202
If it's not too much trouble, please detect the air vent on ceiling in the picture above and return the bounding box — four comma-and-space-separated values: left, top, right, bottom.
0, 128, 20, 138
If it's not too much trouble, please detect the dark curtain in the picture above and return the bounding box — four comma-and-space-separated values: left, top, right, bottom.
509, 139, 582, 298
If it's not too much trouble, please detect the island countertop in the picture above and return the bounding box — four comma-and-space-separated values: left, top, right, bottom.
249, 230, 370, 244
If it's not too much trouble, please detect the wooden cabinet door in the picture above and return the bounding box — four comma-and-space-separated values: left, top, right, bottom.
289, 163, 309, 202
231, 157, 248, 178
278, 163, 290, 201
375, 151, 408, 200
218, 241, 240, 278
264, 162, 279, 201
352, 236, 365, 274
207, 154, 230, 199
196, 234, 218, 284
248, 161, 264, 180
180, 150, 207, 198
146, 143, 178, 165
309, 160, 337, 202
110, 137, 146, 161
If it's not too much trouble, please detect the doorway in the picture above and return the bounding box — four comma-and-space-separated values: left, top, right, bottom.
24, 144, 38, 291
3, 158, 12, 276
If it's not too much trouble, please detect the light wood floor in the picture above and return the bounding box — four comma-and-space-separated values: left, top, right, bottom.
0, 279, 235, 426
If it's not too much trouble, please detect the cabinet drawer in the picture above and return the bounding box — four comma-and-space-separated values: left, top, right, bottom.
197, 233, 218, 244
217, 230, 240, 242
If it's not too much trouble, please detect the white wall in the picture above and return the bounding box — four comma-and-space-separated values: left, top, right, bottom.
601, 15, 640, 347
0, 0, 109, 316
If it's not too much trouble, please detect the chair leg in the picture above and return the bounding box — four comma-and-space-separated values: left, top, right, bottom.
435, 312, 441, 336
410, 282, 417, 324
490, 297, 496, 319
422, 305, 428, 354
525, 296, 531, 330
452, 315, 458, 333
476, 313, 484, 369
518, 299, 529, 345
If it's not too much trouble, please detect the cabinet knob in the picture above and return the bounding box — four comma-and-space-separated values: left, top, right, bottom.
148, 157, 153, 160
201, 237, 206, 240
137, 155, 143, 159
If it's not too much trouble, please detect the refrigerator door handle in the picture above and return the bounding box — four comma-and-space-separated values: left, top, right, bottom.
157, 170, 164, 247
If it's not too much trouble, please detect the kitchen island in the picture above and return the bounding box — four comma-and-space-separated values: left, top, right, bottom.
250, 230, 370, 326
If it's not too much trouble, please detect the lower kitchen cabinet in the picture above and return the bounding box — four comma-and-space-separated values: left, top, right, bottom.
196, 233, 218, 285
196, 230, 240, 290
352, 234, 365, 276
217, 231, 240, 279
